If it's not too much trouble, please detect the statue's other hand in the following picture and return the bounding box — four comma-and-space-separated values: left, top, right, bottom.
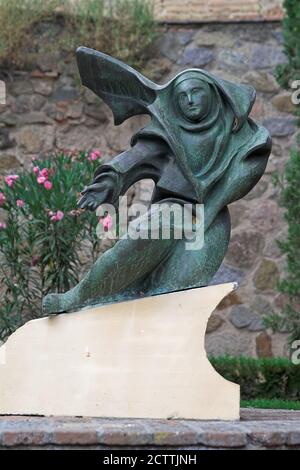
77, 178, 115, 211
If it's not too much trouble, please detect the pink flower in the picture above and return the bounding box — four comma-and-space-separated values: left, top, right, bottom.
50, 210, 64, 222
33, 166, 39, 175
56, 210, 64, 221
44, 180, 52, 190
5, 175, 19, 188
0, 192, 6, 206
100, 214, 113, 232
37, 176, 46, 184
0, 222, 6, 230
40, 168, 49, 179
36, 168, 50, 185
88, 149, 102, 161
16, 199, 25, 208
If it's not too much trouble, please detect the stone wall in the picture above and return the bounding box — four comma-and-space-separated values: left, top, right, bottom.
138, 22, 293, 358
0, 21, 293, 357
154, 0, 283, 22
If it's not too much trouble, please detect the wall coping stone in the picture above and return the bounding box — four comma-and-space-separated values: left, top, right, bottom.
153, 0, 283, 23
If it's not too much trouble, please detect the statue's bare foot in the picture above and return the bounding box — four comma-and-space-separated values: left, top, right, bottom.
42, 293, 67, 315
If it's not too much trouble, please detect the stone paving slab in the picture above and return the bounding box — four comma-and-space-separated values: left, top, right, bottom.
0, 409, 299, 449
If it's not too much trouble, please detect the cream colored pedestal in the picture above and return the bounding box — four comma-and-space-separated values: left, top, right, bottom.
0, 283, 239, 420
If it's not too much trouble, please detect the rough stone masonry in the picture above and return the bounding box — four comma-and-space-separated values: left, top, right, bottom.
0, 20, 293, 357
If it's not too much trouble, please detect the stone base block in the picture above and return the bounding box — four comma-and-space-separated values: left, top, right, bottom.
0, 283, 239, 420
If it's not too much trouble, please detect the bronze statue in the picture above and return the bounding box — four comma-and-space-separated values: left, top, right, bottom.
43, 47, 271, 314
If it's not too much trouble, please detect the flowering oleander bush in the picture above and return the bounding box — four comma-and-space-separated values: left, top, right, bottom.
0, 150, 103, 342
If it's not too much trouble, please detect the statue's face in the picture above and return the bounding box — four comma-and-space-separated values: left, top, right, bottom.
175, 78, 210, 122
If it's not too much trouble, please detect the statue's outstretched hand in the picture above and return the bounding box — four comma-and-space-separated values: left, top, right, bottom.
77, 174, 117, 211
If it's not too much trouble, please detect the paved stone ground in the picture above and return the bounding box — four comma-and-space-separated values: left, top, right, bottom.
0, 409, 299, 449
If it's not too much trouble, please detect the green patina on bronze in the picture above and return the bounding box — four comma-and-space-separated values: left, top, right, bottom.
43, 47, 271, 314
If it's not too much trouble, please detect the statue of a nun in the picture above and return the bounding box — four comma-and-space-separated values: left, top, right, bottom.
43, 47, 271, 314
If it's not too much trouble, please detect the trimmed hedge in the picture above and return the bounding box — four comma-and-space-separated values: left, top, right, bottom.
241, 399, 300, 410
210, 356, 300, 400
